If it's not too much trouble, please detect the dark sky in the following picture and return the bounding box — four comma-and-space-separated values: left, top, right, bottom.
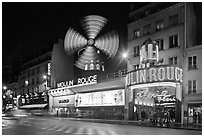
2, 2, 148, 74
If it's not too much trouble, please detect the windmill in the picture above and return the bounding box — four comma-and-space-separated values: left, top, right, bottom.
64, 15, 119, 71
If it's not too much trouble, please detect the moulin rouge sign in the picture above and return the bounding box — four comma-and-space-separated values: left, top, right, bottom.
57, 75, 97, 88
126, 65, 183, 86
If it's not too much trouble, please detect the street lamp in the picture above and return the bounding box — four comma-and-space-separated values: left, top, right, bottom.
122, 52, 128, 59
3, 86, 7, 90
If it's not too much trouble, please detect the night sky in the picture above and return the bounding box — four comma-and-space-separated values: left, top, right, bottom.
2, 2, 148, 75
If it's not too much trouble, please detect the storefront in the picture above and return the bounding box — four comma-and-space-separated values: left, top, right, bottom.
125, 65, 183, 123
75, 89, 125, 119
49, 87, 76, 117
48, 75, 125, 119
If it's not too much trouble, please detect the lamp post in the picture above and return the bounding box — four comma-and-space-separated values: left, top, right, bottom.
122, 52, 136, 120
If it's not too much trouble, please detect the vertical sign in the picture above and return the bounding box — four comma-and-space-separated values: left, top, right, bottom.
47, 62, 51, 87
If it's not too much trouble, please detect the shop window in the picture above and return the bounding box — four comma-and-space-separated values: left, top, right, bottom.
133, 28, 140, 38
156, 19, 164, 31
188, 56, 197, 70
169, 34, 178, 48
155, 38, 164, 50
143, 24, 151, 35
188, 80, 197, 94
169, 57, 178, 65
133, 46, 140, 57
169, 14, 178, 27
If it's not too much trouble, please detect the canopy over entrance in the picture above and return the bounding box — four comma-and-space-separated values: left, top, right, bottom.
20, 104, 48, 109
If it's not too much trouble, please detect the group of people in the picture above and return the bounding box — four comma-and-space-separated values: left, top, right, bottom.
135, 108, 175, 125
149, 109, 175, 124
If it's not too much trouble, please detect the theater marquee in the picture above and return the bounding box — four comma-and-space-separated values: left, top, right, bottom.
126, 65, 183, 86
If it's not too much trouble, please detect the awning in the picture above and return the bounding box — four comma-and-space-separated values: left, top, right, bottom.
20, 104, 48, 109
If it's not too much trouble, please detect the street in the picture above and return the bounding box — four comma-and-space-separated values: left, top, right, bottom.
2, 116, 202, 135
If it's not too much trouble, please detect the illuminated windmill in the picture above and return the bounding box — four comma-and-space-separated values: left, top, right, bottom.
64, 15, 119, 71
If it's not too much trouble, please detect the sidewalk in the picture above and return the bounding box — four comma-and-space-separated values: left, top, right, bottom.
54, 117, 202, 131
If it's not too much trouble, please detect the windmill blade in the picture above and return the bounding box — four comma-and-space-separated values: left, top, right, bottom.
94, 32, 119, 58
64, 28, 88, 54
75, 46, 99, 70
82, 15, 108, 39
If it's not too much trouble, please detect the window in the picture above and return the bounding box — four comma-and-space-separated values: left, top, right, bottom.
36, 77, 39, 84
169, 14, 178, 27
36, 86, 39, 92
155, 39, 164, 50
158, 59, 164, 65
188, 56, 197, 69
169, 57, 178, 65
133, 64, 140, 69
133, 46, 140, 57
37, 67, 39, 73
133, 29, 140, 38
32, 78, 34, 85
143, 24, 151, 35
156, 20, 164, 31
188, 80, 197, 94
169, 34, 178, 48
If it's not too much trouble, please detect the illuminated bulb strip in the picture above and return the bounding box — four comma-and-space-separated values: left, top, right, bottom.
80, 54, 98, 61
83, 15, 107, 39
94, 33, 119, 58
75, 61, 85, 70
64, 28, 87, 54
130, 82, 181, 90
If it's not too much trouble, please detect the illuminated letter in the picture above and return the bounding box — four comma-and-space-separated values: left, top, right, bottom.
158, 67, 165, 81
78, 78, 82, 85
149, 68, 157, 82
57, 83, 61, 88
131, 72, 137, 85
167, 67, 174, 80
69, 80, 74, 86
136, 71, 139, 84
179, 68, 183, 82
175, 67, 180, 81
93, 75, 97, 82
125, 75, 129, 86
139, 70, 146, 83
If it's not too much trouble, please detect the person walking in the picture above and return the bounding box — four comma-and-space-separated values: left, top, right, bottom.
141, 110, 145, 121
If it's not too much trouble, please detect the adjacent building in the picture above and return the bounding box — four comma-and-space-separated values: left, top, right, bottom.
17, 51, 52, 107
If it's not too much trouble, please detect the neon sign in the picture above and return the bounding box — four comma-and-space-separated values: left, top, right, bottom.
57, 75, 97, 88
126, 65, 183, 86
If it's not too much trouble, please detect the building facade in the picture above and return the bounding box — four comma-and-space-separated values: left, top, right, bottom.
17, 51, 52, 107
127, 2, 202, 124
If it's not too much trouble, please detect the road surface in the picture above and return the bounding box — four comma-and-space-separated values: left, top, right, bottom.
2, 116, 202, 135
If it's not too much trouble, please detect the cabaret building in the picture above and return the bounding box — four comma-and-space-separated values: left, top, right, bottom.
46, 4, 201, 125
127, 2, 202, 124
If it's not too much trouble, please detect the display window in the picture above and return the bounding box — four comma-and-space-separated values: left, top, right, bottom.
132, 86, 178, 123
188, 104, 202, 124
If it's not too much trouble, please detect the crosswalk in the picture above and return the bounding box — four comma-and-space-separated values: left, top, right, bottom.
39, 123, 117, 135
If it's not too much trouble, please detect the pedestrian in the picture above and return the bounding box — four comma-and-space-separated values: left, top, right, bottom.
141, 110, 145, 121
56, 110, 59, 117
149, 112, 153, 122
193, 111, 197, 123
153, 111, 157, 124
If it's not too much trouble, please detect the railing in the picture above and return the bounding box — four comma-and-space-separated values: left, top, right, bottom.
98, 69, 128, 81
